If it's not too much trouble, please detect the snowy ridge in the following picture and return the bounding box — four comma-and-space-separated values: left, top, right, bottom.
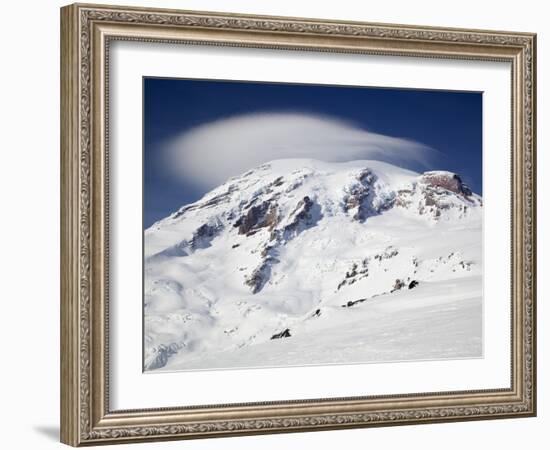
144, 159, 482, 371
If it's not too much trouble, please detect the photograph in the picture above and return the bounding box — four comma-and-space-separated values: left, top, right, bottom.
143, 78, 483, 372
57, 2, 536, 446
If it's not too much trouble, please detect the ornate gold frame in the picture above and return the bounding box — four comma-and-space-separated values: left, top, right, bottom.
60, 2, 536, 446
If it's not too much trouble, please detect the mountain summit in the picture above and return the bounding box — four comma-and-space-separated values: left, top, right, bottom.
144, 159, 482, 371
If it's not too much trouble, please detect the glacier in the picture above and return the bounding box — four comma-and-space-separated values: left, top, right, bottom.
144, 159, 483, 372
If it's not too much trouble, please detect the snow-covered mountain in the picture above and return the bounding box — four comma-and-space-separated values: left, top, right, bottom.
144, 159, 483, 372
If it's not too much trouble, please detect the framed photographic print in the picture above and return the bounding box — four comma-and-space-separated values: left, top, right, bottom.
60, 3, 537, 446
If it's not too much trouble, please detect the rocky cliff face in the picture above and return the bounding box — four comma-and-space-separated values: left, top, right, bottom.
393, 170, 481, 220
144, 159, 482, 371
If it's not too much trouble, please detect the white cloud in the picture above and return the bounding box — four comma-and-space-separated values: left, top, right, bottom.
164, 112, 435, 190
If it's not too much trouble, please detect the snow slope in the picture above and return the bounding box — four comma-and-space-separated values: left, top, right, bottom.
144, 159, 483, 372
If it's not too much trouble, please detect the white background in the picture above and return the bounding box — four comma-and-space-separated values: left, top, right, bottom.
0, 0, 546, 449
111, 43, 511, 409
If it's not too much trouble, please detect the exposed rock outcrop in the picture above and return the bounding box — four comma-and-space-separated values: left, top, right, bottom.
245, 256, 278, 294
243, 196, 322, 294
172, 185, 238, 219
234, 200, 279, 236
282, 195, 317, 237
343, 169, 378, 221
191, 222, 223, 250
392, 278, 406, 292
342, 298, 368, 308
393, 171, 481, 220
147, 221, 222, 261
144, 342, 185, 371
270, 328, 291, 339
337, 247, 399, 292
421, 171, 473, 197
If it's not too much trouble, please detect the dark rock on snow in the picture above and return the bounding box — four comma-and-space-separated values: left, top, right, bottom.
392, 278, 406, 292
234, 200, 279, 236
271, 328, 291, 339
420, 172, 473, 197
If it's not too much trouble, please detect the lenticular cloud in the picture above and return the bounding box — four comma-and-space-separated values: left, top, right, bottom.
165, 112, 435, 189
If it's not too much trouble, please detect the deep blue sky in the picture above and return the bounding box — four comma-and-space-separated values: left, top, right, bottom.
144, 77, 482, 228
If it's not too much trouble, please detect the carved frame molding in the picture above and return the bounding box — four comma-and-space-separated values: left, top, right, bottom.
60, 3, 536, 446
